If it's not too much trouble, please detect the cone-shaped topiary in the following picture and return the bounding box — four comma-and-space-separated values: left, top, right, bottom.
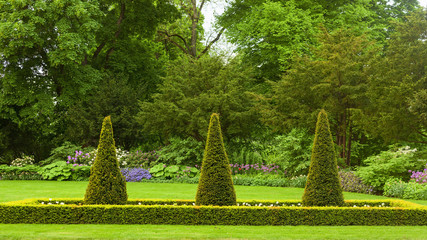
302, 110, 344, 206
84, 116, 127, 205
196, 113, 236, 206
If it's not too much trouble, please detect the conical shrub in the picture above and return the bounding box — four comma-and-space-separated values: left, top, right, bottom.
84, 116, 127, 205
302, 110, 344, 206
196, 113, 236, 206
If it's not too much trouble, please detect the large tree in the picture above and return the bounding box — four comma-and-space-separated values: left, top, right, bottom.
262, 28, 378, 166
218, 0, 420, 80
363, 9, 427, 144
136, 55, 259, 143
0, 0, 178, 161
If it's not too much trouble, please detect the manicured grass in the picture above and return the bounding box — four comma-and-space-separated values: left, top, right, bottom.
1, 180, 426, 239
0, 224, 426, 240
0, 180, 393, 203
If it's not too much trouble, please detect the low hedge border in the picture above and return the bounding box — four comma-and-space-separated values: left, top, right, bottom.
1, 199, 426, 225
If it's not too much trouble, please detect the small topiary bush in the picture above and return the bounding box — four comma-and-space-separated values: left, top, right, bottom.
302, 110, 344, 206
84, 116, 127, 205
196, 113, 236, 206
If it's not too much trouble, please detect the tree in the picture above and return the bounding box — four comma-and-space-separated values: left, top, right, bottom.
218, 0, 322, 80
196, 113, 236, 206
84, 116, 127, 205
262, 28, 378, 166
302, 110, 344, 207
157, 0, 225, 59
136, 55, 260, 143
363, 9, 427, 144
0, 0, 178, 161
218, 0, 420, 80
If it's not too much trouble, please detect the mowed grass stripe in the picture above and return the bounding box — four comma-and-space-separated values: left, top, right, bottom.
0, 180, 394, 203
0, 224, 426, 240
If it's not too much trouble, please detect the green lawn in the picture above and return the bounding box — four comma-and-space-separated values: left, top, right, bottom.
1, 180, 427, 240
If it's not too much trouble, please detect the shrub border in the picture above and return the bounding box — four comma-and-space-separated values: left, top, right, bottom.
0, 199, 426, 225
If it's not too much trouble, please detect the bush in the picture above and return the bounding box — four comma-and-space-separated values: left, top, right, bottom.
384, 179, 427, 200
123, 150, 160, 168
302, 110, 344, 207
9, 154, 35, 167
0, 165, 42, 180
158, 137, 204, 166
40, 142, 91, 166
84, 116, 128, 205
196, 113, 236, 206
339, 170, 375, 194
356, 146, 426, 190
39, 161, 90, 181
264, 129, 313, 177
1, 199, 426, 225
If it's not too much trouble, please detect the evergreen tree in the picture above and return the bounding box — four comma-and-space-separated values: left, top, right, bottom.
302, 110, 344, 206
84, 116, 127, 205
196, 113, 236, 206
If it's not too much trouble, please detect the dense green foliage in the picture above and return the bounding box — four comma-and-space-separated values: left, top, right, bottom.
84, 116, 127, 205
384, 179, 427, 200
356, 146, 427, 190
196, 113, 236, 206
1, 199, 426, 225
302, 110, 344, 206
137, 55, 259, 142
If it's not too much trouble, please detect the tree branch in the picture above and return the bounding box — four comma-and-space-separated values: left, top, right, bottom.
197, 27, 225, 59
158, 30, 190, 55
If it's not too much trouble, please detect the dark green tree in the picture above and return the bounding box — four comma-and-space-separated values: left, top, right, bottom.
196, 113, 236, 206
302, 110, 344, 207
261, 28, 378, 166
84, 116, 127, 205
364, 9, 427, 144
136, 55, 259, 143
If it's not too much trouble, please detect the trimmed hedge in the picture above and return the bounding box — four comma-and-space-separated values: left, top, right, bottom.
84, 116, 127, 205
303, 110, 344, 206
196, 113, 236, 206
1, 199, 426, 225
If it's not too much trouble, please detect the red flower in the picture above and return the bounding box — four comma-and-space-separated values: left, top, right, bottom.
238, 168, 242, 171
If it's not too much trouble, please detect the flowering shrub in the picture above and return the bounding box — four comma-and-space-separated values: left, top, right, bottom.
66, 148, 130, 167
339, 170, 375, 194
384, 178, 427, 200
123, 150, 160, 168
121, 168, 152, 182
356, 146, 426, 190
409, 164, 427, 184
10, 154, 35, 167
229, 163, 282, 175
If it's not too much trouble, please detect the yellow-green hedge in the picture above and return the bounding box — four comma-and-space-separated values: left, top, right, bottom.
0, 199, 426, 225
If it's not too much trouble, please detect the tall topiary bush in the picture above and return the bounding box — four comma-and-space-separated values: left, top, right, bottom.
196, 113, 236, 206
302, 110, 344, 206
84, 116, 127, 205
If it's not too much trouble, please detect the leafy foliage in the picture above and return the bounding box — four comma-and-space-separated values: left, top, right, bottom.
84, 116, 127, 205
339, 170, 375, 194
149, 163, 199, 179
302, 110, 344, 206
363, 9, 427, 143
38, 161, 90, 181
158, 137, 204, 166
196, 113, 236, 206
356, 146, 427, 190
137, 55, 259, 143
264, 129, 313, 177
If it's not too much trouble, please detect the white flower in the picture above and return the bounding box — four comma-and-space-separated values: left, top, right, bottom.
41, 202, 44, 205
353, 205, 357, 207
138, 202, 141, 205
49, 198, 52, 201
60, 202, 64, 205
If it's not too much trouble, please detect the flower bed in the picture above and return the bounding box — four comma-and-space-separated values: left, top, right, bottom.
1, 199, 426, 225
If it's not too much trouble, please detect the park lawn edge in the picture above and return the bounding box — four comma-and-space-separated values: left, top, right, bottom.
1, 199, 426, 225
